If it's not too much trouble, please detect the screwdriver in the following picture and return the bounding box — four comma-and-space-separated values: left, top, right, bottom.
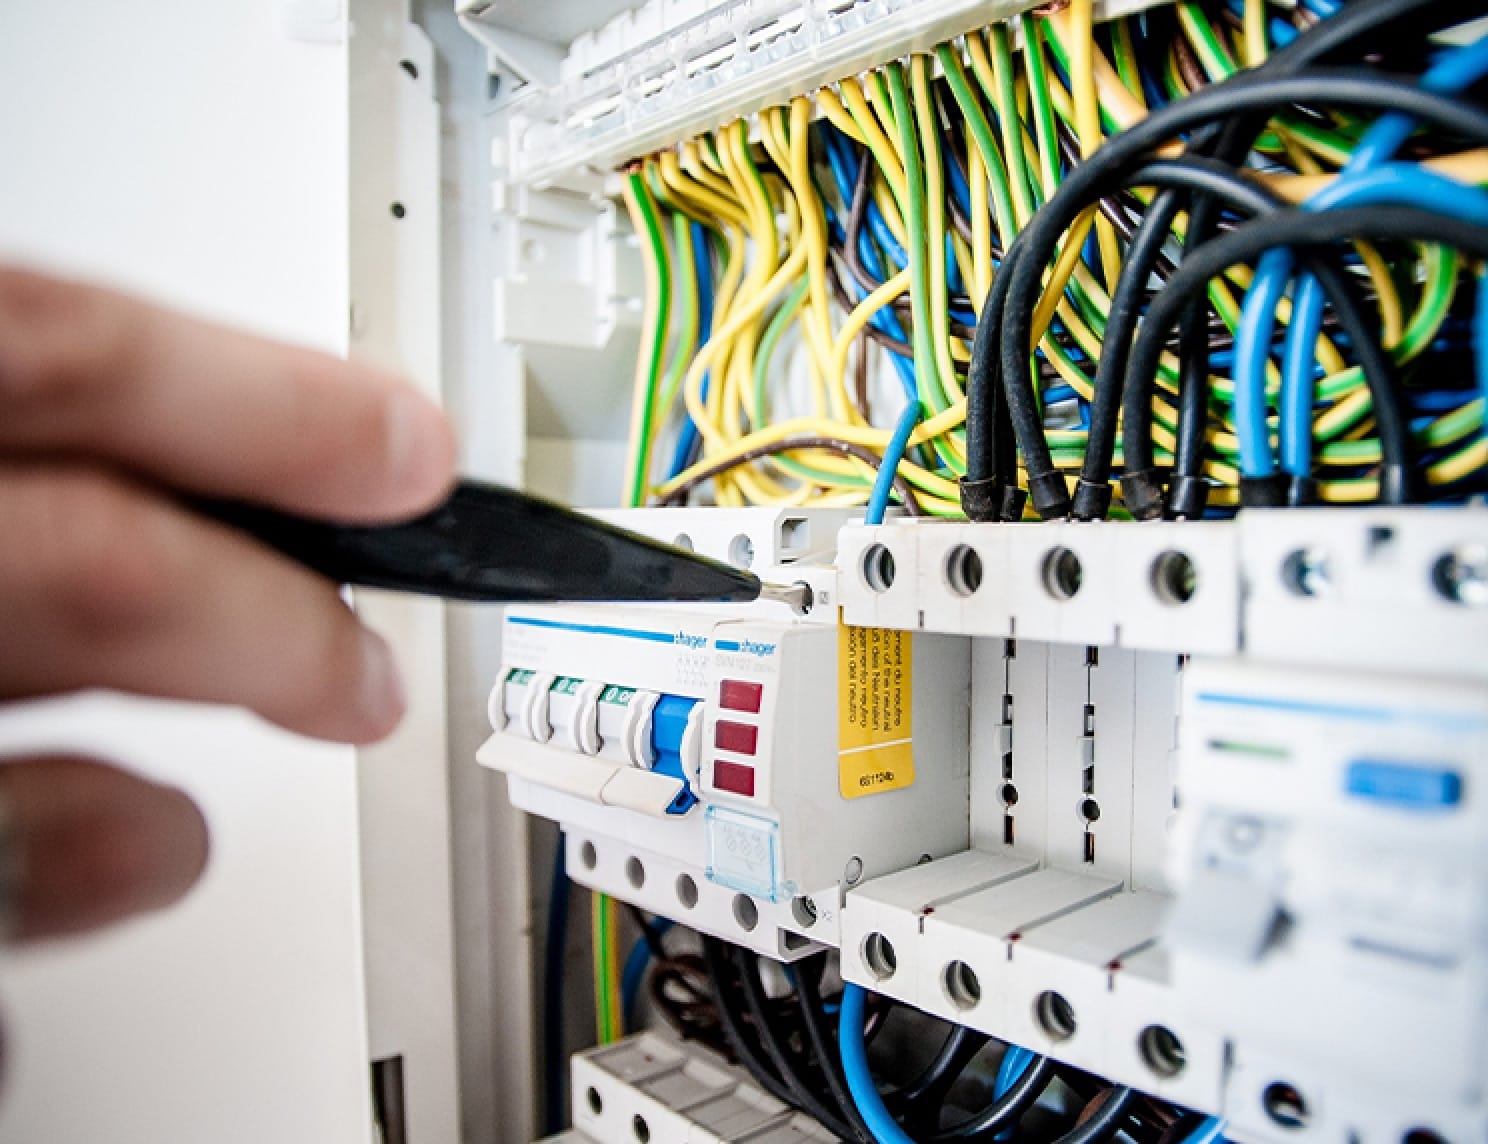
200, 478, 814, 614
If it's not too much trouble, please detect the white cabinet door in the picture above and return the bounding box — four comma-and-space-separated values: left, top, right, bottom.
0, 4, 374, 1143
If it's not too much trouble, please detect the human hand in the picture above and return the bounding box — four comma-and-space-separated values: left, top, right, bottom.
0, 265, 457, 943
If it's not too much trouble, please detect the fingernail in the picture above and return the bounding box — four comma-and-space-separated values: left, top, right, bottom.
385, 386, 456, 510
359, 627, 407, 740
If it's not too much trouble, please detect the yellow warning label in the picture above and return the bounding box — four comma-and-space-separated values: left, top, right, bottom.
838, 624, 914, 799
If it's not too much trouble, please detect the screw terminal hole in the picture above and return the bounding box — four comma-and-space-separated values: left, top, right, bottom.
672, 533, 694, 552
586, 1087, 603, 1116
1151, 550, 1198, 605
579, 840, 597, 871
1432, 546, 1488, 606
791, 896, 818, 929
1034, 990, 1077, 1041
625, 856, 645, 889
733, 894, 759, 932
729, 534, 755, 569
1263, 1082, 1310, 1129
1042, 547, 1083, 601
945, 545, 984, 597
862, 544, 896, 593
862, 932, 897, 980
675, 874, 698, 909
1282, 548, 1331, 597
1139, 1025, 1187, 1078
943, 961, 981, 1010
632, 1114, 651, 1142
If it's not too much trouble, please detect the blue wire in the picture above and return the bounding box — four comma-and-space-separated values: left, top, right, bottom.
1219, 0, 1295, 47
1234, 35, 1488, 481
839, 984, 918, 1144
1275, 164, 1488, 475
667, 221, 716, 479
1478, 272, 1488, 422
865, 400, 922, 525
1234, 254, 1291, 476
990, 1045, 1035, 1142
1183, 1115, 1229, 1143
821, 126, 920, 402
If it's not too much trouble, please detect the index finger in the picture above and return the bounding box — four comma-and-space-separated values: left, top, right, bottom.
0, 266, 456, 522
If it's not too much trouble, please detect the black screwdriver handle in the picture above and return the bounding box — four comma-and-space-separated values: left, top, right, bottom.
197, 478, 764, 605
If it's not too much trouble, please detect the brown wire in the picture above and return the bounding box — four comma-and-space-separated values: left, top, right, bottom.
1173, 32, 1209, 93
853, 323, 873, 423
655, 435, 923, 513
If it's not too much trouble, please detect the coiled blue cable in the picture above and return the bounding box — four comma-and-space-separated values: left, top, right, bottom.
839, 984, 918, 1144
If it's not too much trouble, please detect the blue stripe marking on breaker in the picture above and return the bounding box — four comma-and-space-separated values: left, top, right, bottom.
652, 695, 701, 815
506, 616, 676, 644
1345, 760, 1464, 811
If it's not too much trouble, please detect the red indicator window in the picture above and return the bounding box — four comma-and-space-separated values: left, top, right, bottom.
713, 760, 756, 797
715, 720, 759, 755
719, 679, 764, 714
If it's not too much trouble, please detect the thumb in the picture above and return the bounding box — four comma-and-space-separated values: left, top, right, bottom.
0, 756, 209, 944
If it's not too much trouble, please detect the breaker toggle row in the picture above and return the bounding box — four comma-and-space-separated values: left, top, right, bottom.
488, 667, 706, 815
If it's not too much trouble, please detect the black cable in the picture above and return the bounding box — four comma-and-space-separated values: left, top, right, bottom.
1076, 181, 1186, 521
1123, 206, 1488, 507
982, 69, 1488, 519
1075, 155, 1389, 518
702, 937, 796, 1106
731, 946, 859, 1141
1054, 1086, 1140, 1144
962, 228, 1027, 521
791, 957, 875, 1144
886, 1024, 991, 1119
625, 904, 668, 960
1164, 0, 1486, 515
924, 1054, 1056, 1142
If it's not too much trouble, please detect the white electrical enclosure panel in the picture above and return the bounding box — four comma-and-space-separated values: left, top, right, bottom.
479, 505, 1488, 1141
459, 0, 1488, 1139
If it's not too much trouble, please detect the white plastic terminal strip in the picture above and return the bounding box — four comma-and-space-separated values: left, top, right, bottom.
541, 1031, 838, 1144
838, 519, 1242, 655
498, 0, 1173, 189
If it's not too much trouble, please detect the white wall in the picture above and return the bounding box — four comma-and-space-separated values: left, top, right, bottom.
0, 4, 374, 1143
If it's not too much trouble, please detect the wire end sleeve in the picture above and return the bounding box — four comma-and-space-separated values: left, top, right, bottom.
999, 485, 1030, 523
960, 476, 1005, 522
1377, 462, 1414, 507
1239, 473, 1290, 507
1165, 473, 1211, 520
1072, 477, 1114, 522
1119, 469, 1167, 521
1287, 474, 1322, 507
1028, 468, 1074, 520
